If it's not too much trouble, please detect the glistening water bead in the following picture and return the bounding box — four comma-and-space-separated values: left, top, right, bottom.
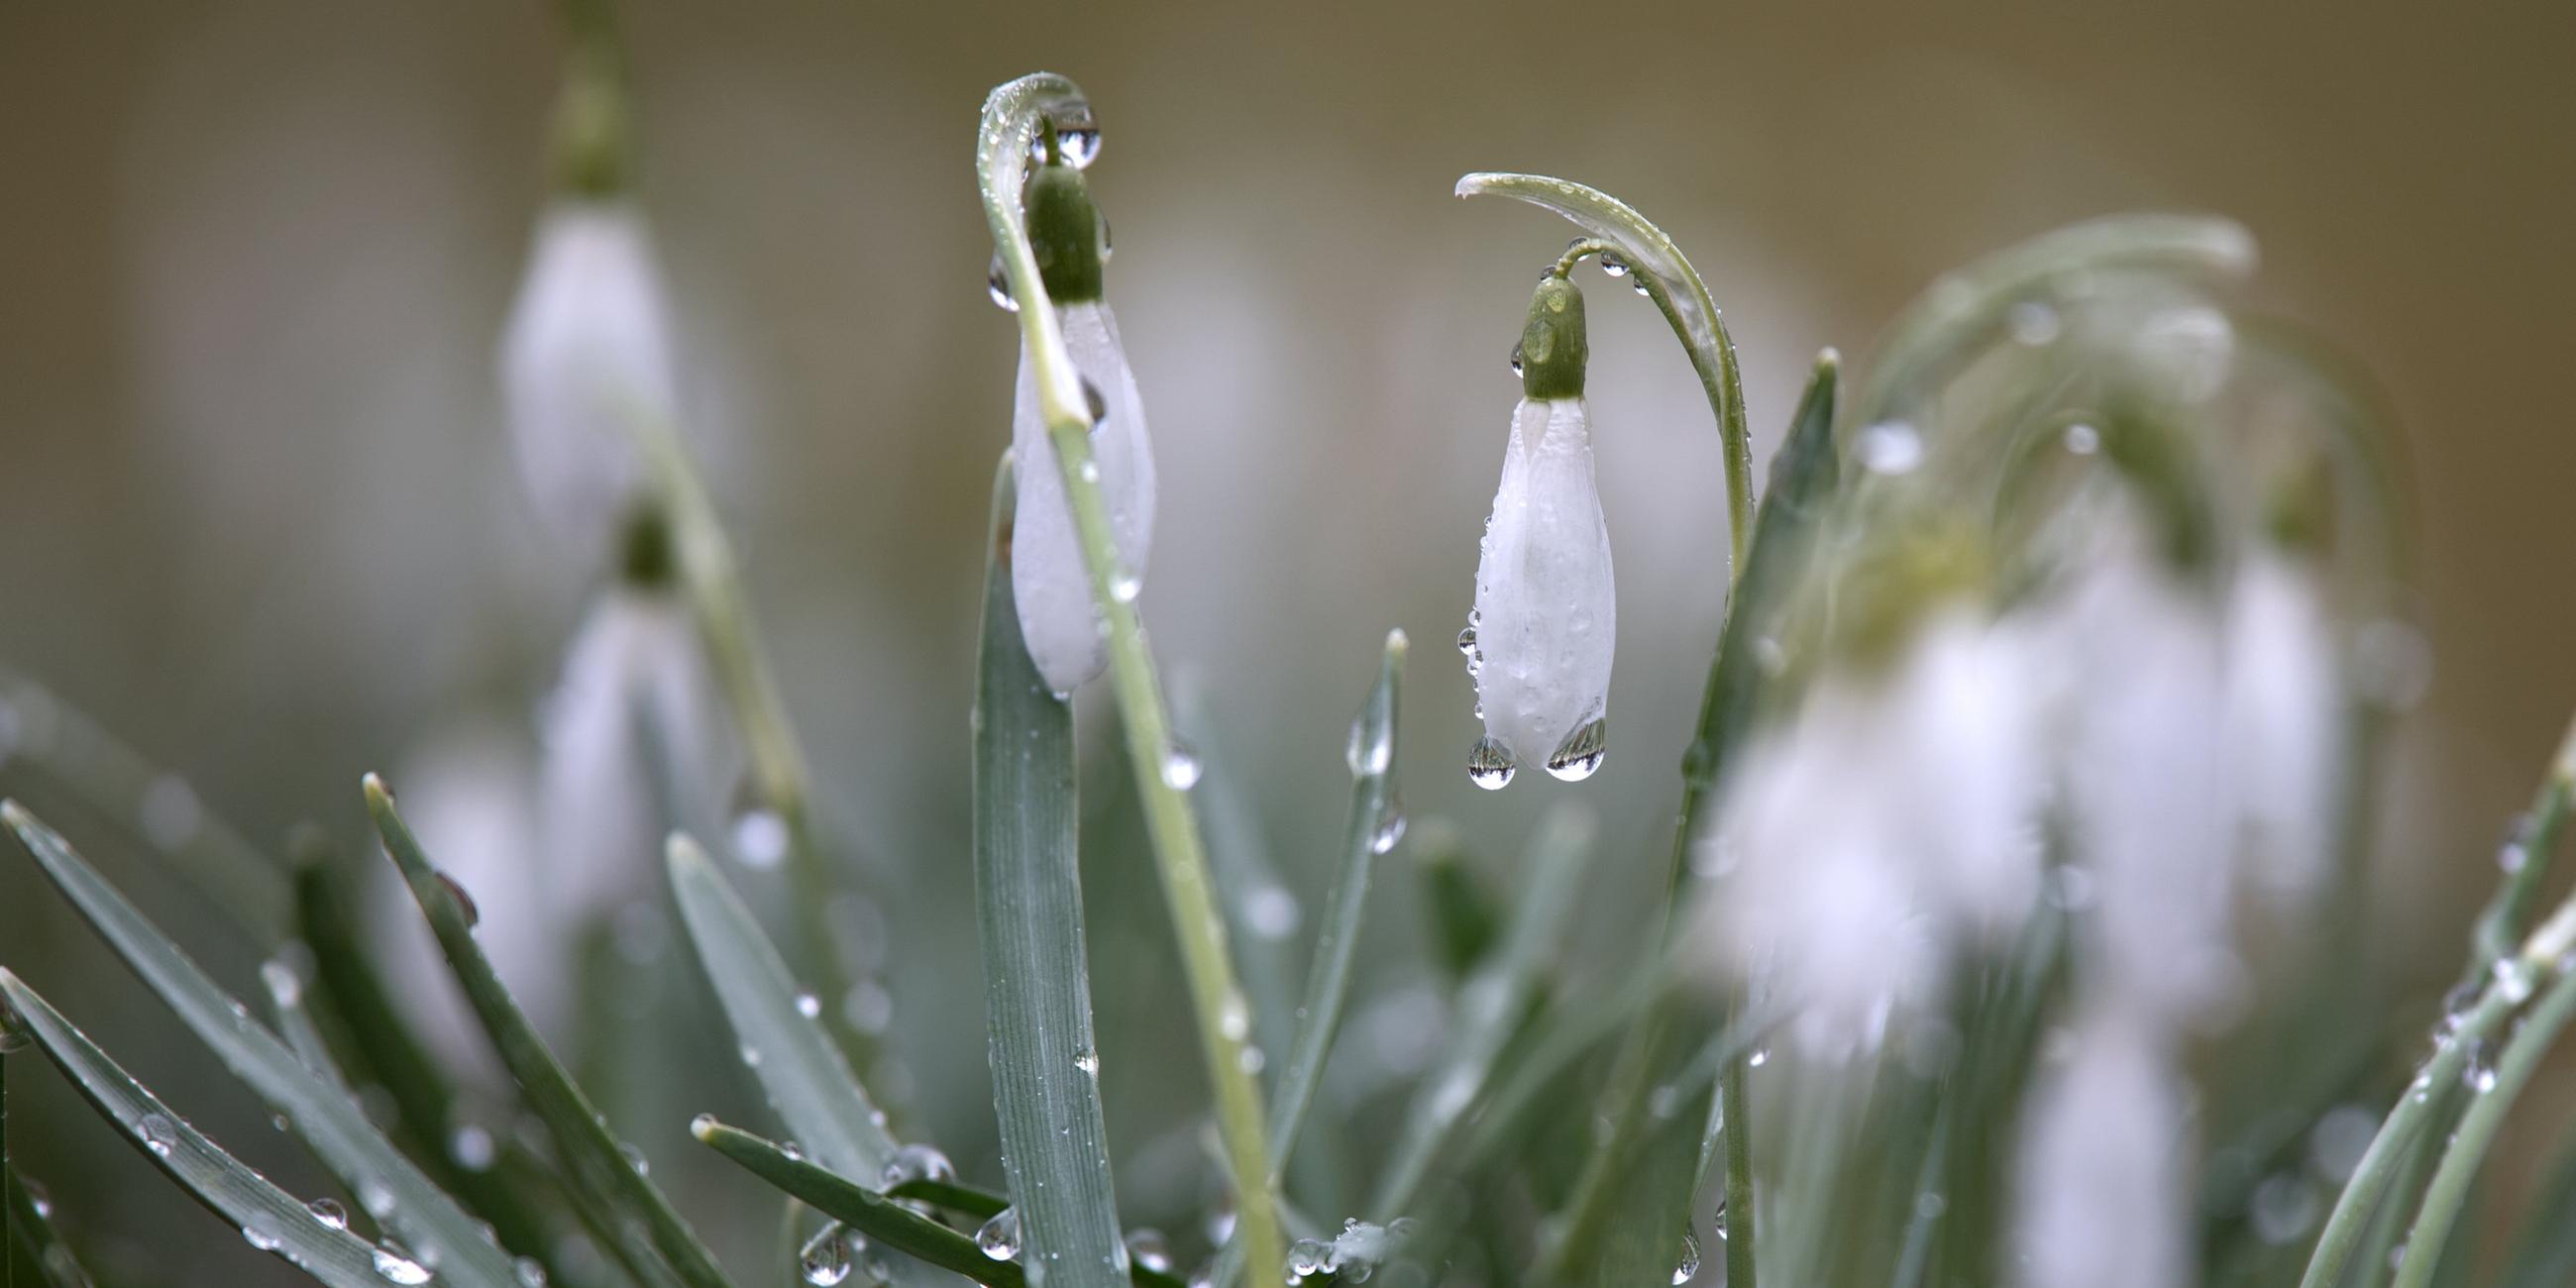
976, 1207, 1022, 1261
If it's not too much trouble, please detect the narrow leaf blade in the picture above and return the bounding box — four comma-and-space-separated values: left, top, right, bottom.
3, 801, 524, 1286
365, 777, 736, 1288
972, 453, 1127, 1288
695, 1120, 1024, 1288
0, 972, 400, 1288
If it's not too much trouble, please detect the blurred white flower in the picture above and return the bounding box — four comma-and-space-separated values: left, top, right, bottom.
2013, 1003, 2189, 1288
1692, 608, 2042, 1049
1010, 299, 1156, 694
2223, 549, 2342, 901
539, 585, 735, 925
498, 199, 682, 563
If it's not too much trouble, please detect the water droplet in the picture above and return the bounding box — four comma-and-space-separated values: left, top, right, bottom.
1113, 568, 1145, 603
1545, 718, 1608, 783
1454, 626, 1477, 657
308, 1198, 350, 1230
1245, 885, 1301, 940
620, 1142, 650, 1175
689, 1113, 717, 1138
1161, 739, 1204, 790
1043, 106, 1102, 168
2500, 814, 2532, 874
1219, 992, 1252, 1042
2497, 957, 2536, 1004
796, 992, 822, 1020
1856, 421, 1924, 476
2461, 1036, 2498, 1093
1369, 791, 1408, 854
1670, 1229, 1701, 1284
977, 1207, 1022, 1261
1749, 1047, 1771, 1068
1125, 1230, 1172, 1275
1507, 341, 1525, 377
435, 871, 481, 929
733, 808, 790, 870
138, 1113, 178, 1157
739, 1042, 763, 1068
1600, 253, 1631, 278
450, 1124, 495, 1171
359, 1179, 395, 1219
1237, 1043, 1266, 1074
514, 1256, 549, 1287
1083, 379, 1109, 426
374, 1247, 434, 1284
1285, 1237, 1333, 1282
987, 255, 1020, 312
243, 1213, 285, 1252
139, 774, 203, 852
1074, 1045, 1101, 1076
1467, 735, 1516, 791
881, 1143, 956, 1189
802, 1227, 855, 1286
2063, 423, 2101, 455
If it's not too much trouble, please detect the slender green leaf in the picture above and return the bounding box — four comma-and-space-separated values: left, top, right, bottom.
2, 801, 524, 1286
0, 972, 407, 1288
1269, 629, 1406, 1176
2394, 958, 2576, 1287
2498, 1109, 2576, 1288
1374, 804, 1594, 1215
696, 1119, 1024, 1288
889, 1179, 1010, 1222
973, 453, 1127, 1288
365, 777, 736, 1288
261, 957, 347, 1089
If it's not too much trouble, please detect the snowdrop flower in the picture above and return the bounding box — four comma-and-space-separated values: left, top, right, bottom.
1009, 159, 1155, 694
2221, 548, 2341, 901
1692, 606, 2044, 1048
2013, 1002, 2190, 1288
1463, 273, 1613, 789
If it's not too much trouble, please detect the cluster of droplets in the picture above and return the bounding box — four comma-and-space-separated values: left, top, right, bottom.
1282, 1218, 1417, 1285
1455, 608, 1607, 790
882, 1142, 958, 1190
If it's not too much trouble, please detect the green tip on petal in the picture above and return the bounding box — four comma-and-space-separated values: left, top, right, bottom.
1517, 274, 1588, 401
1026, 164, 1106, 303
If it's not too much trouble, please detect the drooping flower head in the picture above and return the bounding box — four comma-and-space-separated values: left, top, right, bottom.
1008, 148, 1156, 695
1462, 271, 1613, 789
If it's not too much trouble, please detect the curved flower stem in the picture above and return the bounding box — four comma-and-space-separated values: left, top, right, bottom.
979, 73, 1282, 1285
2301, 814, 2576, 1288
2393, 959, 2576, 1288
2466, 715, 2576, 980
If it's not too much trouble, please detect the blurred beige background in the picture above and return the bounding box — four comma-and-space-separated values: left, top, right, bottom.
2, 0, 2571, 1279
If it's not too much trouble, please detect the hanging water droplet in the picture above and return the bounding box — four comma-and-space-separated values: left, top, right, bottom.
1074, 1045, 1101, 1076
881, 1143, 957, 1189
433, 871, 482, 929
2461, 1036, 2498, 1093
373, 1247, 433, 1285
1670, 1229, 1701, 1284
243, 1213, 286, 1252
307, 1198, 350, 1230
1369, 791, 1408, 854
1545, 717, 1608, 783
138, 1112, 178, 1157
689, 1113, 717, 1138
1161, 738, 1204, 790
987, 255, 1020, 313
1454, 626, 1477, 657
1125, 1230, 1173, 1275
801, 1226, 855, 1286
1048, 107, 1102, 168
1600, 253, 1631, 278
733, 808, 790, 870
1346, 691, 1395, 779
1467, 735, 1516, 791
620, 1142, 650, 1175
1855, 421, 1925, 476
977, 1207, 1023, 1261
1285, 1237, 1333, 1282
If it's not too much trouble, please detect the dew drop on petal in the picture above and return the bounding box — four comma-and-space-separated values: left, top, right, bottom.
1467, 735, 1517, 791
1545, 717, 1608, 783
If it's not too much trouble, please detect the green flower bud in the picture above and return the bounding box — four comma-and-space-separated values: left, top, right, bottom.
1025, 163, 1106, 303
1516, 273, 1588, 401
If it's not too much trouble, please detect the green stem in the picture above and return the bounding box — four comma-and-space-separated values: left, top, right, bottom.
2394, 937, 2576, 1286
979, 73, 1282, 1285
2467, 715, 2576, 979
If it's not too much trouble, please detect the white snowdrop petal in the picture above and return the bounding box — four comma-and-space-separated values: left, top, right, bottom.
1011, 301, 1157, 694
2013, 1008, 2189, 1288
2223, 552, 2340, 901
499, 201, 682, 550
1471, 397, 1614, 775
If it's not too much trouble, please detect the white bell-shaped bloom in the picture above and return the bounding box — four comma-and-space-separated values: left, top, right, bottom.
2222, 549, 2342, 902
1010, 300, 1156, 694
1467, 396, 1614, 786
2013, 1003, 2190, 1288
1692, 608, 2043, 1049
498, 199, 681, 557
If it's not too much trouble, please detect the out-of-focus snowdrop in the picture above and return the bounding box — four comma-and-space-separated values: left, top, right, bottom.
1694, 604, 2043, 1051
1007, 156, 1155, 695
2222, 548, 2343, 902
1462, 272, 1614, 790
2013, 1002, 2191, 1288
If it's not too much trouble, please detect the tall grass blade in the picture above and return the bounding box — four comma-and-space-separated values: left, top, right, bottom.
365, 777, 737, 1288
694, 1119, 1024, 1288
3, 802, 525, 1286
972, 454, 1128, 1288
0, 972, 423, 1288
